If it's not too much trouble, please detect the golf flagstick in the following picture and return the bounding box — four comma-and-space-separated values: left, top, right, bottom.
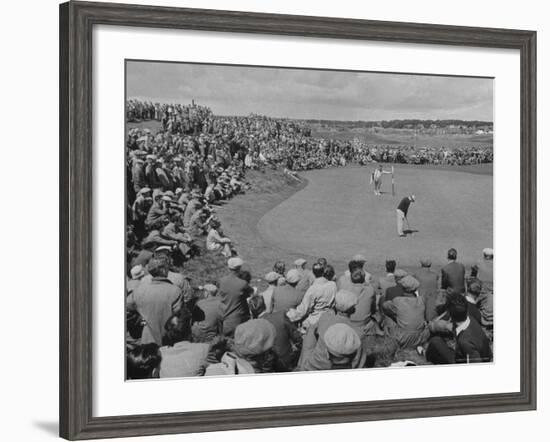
391, 166, 395, 196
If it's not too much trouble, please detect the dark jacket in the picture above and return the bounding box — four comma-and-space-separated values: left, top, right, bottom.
455, 317, 493, 363
441, 261, 466, 293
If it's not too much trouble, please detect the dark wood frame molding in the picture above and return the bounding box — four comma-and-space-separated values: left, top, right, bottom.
59, 1, 537, 439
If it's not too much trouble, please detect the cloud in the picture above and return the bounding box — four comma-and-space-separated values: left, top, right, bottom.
127, 61, 493, 121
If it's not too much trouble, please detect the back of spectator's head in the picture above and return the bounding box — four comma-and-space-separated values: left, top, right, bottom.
447, 248, 458, 261
273, 260, 286, 276
285, 269, 301, 286
147, 257, 169, 278
467, 279, 482, 297
448, 294, 468, 323
483, 248, 494, 259
335, 290, 358, 315
420, 257, 432, 268
248, 295, 267, 319
162, 312, 192, 346
385, 259, 397, 273
324, 264, 336, 281
237, 269, 252, 284
348, 260, 363, 273
394, 269, 408, 281
351, 269, 365, 284
126, 343, 162, 380
312, 262, 325, 278
317, 257, 328, 269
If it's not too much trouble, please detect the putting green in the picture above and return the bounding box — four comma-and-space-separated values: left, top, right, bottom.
257, 165, 493, 270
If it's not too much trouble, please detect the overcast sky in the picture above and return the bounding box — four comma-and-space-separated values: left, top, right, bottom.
127, 61, 493, 122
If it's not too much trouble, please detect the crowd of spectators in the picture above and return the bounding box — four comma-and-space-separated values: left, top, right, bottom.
125, 100, 494, 378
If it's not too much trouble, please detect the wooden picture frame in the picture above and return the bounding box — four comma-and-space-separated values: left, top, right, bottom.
59, 1, 536, 439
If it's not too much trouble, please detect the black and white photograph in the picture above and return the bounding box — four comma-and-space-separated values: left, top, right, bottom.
125, 60, 494, 379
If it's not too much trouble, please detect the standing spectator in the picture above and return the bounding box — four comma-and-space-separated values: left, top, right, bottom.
413, 257, 440, 321
127, 258, 183, 345
219, 257, 250, 336
441, 248, 466, 294
260, 272, 279, 314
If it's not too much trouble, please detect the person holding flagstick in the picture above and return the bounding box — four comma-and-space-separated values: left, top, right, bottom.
371, 164, 392, 196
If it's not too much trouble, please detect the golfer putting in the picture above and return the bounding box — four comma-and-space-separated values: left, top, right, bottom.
396, 194, 416, 237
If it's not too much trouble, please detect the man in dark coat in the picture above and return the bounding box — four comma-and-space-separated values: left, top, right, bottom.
426, 293, 492, 364
248, 295, 301, 371
413, 257, 440, 321
441, 248, 466, 294
219, 257, 250, 336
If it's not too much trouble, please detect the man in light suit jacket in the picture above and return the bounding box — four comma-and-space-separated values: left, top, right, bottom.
441, 248, 466, 294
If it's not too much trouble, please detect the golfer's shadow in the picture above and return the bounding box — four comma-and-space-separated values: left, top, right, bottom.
403, 229, 419, 235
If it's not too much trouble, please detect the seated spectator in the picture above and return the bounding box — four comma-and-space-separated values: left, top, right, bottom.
382, 276, 430, 348
127, 257, 183, 345
336, 254, 367, 291
348, 269, 376, 327
248, 295, 301, 371
426, 294, 492, 364
159, 313, 210, 378
272, 269, 303, 313
206, 218, 233, 257
294, 258, 315, 294
465, 278, 493, 332
127, 343, 162, 379
205, 319, 278, 375
287, 263, 337, 330
192, 284, 222, 342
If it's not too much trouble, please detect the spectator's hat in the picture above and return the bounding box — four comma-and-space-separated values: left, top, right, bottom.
161, 195, 172, 202
294, 258, 307, 267
130, 265, 145, 280
264, 272, 280, 283
154, 245, 172, 254
227, 257, 244, 270
394, 269, 408, 280
400, 275, 420, 292
323, 323, 361, 358
146, 154, 156, 160
234, 319, 276, 356
138, 187, 151, 195
175, 187, 183, 194
152, 189, 163, 199
285, 269, 301, 284
335, 290, 358, 313
163, 190, 175, 199
132, 150, 147, 157
203, 283, 218, 294
483, 248, 494, 257
420, 257, 432, 267
352, 254, 367, 263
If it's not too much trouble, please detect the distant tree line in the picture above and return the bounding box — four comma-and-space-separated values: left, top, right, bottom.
302, 119, 493, 130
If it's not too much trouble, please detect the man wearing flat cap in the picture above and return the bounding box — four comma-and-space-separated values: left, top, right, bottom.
219, 257, 250, 336
474, 248, 494, 293
413, 257, 440, 321
271, 269, 304, 313
381, 276, 430, 348
260, 271, 280, 314
294, 258, 315, 295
